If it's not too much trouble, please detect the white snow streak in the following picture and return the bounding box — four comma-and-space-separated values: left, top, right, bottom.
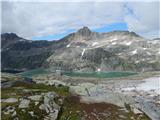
131, 49, 137, 55
111, 42, 117, 45
66, 44, 71, 48
81, 48, 86, 57
92, 42, 98, 46
125, 41, 132, 46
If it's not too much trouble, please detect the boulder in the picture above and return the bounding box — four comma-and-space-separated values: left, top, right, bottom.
19, 99, 30, 108
39, 92, 61, 120
4, 98, 18, 103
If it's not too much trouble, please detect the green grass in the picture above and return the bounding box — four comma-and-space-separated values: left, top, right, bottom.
1, 82, 70, 100
64, 71, 137, 78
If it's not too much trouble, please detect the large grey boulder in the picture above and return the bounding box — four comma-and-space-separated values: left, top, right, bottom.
4, 98, 18, 103
28, 95, 41, 101
39, 92, 60, 120
19, 99, 30, 108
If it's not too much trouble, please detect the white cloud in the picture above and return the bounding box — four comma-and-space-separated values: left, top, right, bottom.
124, 1, 159, 38
1, 0, 159, 39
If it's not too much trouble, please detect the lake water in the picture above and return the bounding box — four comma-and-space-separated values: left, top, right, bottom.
64, 72, 137, 78
18, 68, 137, 78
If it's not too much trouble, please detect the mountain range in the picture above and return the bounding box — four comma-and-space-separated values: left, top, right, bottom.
1, 27, 160, 72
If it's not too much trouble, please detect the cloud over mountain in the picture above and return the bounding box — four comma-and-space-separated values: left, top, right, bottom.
1, 0, 159, 39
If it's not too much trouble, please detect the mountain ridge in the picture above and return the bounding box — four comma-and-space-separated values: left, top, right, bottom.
1, 27, 160, 72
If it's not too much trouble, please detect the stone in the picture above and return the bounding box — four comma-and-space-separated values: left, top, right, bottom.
29, 111, 34, 116
4, 98, 18, 103
28, 95, 41, 101
119, 115, 126, 118
22, 109, 26, 112
35, 101, 39, 105
47, 80, 66, 86
39, 104, 45, 110
14, 117, 19, 120
3, 106, 15, 115
69, 83, 95, 96
12, 111, 17, 117
133, 108, 142, 114
41, 92, 61, 120
0, 99, 5, 102
19, 99, 30, 108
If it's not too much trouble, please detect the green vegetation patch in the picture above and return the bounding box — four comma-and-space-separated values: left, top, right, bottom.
1, 82, 70, 100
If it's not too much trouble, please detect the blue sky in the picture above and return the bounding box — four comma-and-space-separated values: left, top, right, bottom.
93, 22, 128, 32
32, 29, 75, 40
32, 22, 128, 40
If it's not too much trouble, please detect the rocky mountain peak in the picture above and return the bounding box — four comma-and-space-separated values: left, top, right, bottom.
129, 31, 141, 37
76, 26, 92, 36
1, 33, 21, 40
1, 33, 23, 48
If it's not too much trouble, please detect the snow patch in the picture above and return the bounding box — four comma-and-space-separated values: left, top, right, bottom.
111, 42, 117, 45
110, 37, 118, 42
135, 60, 140, 63
143, 48, 147, 50
125, 41, 132, 46
131, 49, 137, 55
92, 42, 98, 46
66, 44, 71, 48
81, 49, 86, 57
123, 77, 160, 94
146, 51, 151, 55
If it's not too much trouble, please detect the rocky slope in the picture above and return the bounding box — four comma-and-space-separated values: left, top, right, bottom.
45, 27, 160, 72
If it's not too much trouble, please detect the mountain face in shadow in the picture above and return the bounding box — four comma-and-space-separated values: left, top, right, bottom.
1, 33, 69, 71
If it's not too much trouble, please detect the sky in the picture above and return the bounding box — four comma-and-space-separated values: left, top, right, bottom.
1, 0, 160, 40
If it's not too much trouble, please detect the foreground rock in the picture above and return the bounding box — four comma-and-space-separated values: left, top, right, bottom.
69, 76, 160, 120
18, 99, 30, 108
39, 92, 60, 120
3, 98, 18, 103
28, 95, 41, 101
